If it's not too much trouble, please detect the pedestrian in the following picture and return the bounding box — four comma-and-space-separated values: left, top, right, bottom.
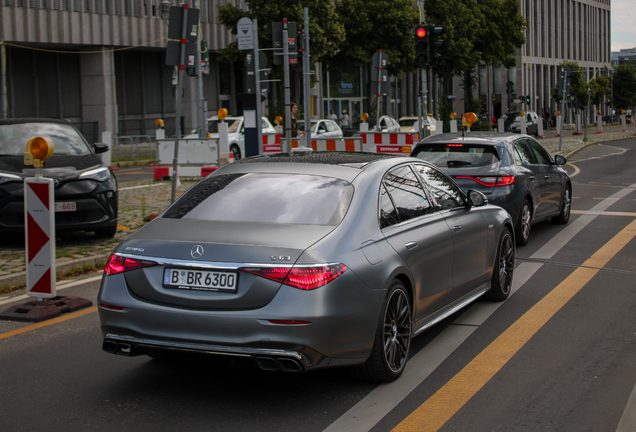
340, 109, 350, 129
543, 111, 550, 131
282, 103, 302, 137
328, 109, 338, 124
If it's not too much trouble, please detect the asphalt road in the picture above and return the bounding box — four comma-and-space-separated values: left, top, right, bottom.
2, 137, 636, 431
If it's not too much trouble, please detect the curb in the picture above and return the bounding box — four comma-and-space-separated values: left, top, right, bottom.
0, 253, 110, 290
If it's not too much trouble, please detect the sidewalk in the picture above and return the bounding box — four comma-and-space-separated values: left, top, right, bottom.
1, 128, 634, 293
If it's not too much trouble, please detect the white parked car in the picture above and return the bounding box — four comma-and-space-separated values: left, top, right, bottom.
398, 116, 437, 135
297, 119, 343, 138
185, 116, 276, 160
373, 115, 401, 132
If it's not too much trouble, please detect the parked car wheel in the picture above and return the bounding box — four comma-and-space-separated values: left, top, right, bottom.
551, 186, 572, 225
352, 280, 411, 382
485, 227, 515, 302
230, 144, 241, 160
515, 199, 532, 246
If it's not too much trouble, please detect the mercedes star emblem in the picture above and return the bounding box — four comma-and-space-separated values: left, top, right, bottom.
191, 245, 204, 259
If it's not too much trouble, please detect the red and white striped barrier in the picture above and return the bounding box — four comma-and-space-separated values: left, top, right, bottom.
24, 177, 56, 299
360, 132, 418, 155
262, 133, 282, 153
153, 166, 218, 180
263, 135, 363, 153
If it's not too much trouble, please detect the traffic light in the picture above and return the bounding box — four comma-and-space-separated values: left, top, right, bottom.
428, 25, 444, 67
506, 81, 515, 94
525, 95, 531, 105
414, 25, 429, 68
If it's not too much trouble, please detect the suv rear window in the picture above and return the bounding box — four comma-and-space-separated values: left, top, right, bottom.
163, 173, 354, 226
412, 144, 499, 168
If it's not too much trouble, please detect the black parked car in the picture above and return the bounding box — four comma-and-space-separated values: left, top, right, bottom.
0, 118, 118, 237
411, 132, 571, 246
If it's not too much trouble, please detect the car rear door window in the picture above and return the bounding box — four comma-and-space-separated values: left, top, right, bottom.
380, 165, 432, 227
412, 144, 499, 168
413, 164, 465, 210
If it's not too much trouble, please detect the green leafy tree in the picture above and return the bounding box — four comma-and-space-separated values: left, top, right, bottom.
424, 0, 526, 129
216, 0, 344, 65
550, 62, 587, 104
331, 0, 420, 77
612, 63, 636, 111
588, 75, 611, 107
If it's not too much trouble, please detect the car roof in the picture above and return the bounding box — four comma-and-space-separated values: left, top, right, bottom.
0, 117, 74, 126
417, 131, 519, 146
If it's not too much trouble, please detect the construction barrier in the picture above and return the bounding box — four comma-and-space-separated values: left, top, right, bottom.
263, 135, 363, 153
360, 132, 419, 155
262, 133, 282, 153
153, 165, 219, 180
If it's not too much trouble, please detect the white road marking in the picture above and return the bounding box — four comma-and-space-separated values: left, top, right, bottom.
0, 275, 103, 306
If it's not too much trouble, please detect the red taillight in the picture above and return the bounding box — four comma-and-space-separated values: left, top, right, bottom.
241, 263, 347, 290
447, 144, 463, 147
104, 254, 157, 276
99, 303, 125, 311
455, 175, 516, 187
268, 320, 311, 325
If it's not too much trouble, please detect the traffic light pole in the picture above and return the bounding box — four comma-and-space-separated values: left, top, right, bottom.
283, 20, 291, 154
193, 0, 206, 139
253, 19, 263, 155
302, 7, 312, 147
559, 67, 568, 152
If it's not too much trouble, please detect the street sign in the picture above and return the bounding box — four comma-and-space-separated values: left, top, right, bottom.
167, 6, 199, 42
245, 51, 270, 94
237, 17, 254, 51
371, 51, 388, 96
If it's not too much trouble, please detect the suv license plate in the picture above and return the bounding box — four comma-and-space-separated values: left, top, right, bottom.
163, 268, 237, 293
55, 202, 76, 212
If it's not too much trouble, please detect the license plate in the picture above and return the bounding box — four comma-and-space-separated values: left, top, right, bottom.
55, 202, 76, 212
163, 268, 237, 293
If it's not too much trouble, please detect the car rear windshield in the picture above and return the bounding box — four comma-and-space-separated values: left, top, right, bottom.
0, 122, 92, 156
163, 173, 354, 226
412, 144, 500, 168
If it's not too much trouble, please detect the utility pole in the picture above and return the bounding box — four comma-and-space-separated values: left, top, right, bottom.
301, 7, 312, 146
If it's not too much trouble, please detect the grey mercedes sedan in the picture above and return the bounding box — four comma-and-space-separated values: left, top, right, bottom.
98, 152, 515, 382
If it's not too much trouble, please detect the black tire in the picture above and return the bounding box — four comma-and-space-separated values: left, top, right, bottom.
485, 227, 515, 302
95, 224, 117, 238
552, 186, 571, 224
352, 280, 412, 382
515, 199, 532, 247
230, 144, 241, 160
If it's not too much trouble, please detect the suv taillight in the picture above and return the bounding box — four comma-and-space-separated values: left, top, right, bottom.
241, 263, 347, 290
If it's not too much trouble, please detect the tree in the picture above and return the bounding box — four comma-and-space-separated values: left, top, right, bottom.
550, 61, 587, 105
612, 64, 636, 111
424, 0, 526, 129
216, 0, 344, 65
332, 0, 419, 77
588, 75, 611, 108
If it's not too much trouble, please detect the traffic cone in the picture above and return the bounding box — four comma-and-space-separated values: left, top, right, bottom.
229, 151, 234, 164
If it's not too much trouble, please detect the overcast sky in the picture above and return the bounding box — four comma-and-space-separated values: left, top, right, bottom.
611, 0, 635, 51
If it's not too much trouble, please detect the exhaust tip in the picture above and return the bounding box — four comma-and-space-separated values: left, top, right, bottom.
117, 342, 134, 356
256, 357, 279, 371
103, 340, 117, 354
277, 358, 302, 372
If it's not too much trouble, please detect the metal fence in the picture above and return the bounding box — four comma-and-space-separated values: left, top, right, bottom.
111, 135, 157, 160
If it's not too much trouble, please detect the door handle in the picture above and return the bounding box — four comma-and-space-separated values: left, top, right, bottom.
544, 175, 550, 180
452, 225, 463, 232
529, 175, 535, 181
405, 241, 418, 250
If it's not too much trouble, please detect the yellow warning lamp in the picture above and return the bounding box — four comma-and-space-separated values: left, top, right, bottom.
520, 111, 526, 116
155, 118, 165, 128
275, 116, 283, 125
462, 112, 477, 127
596, 110, 601, 115
450, 112, 457, 119
24, 136, 54, 168
361, 113, 369, 122
218, 108, 228, 121
622, 109, 626, 114
556, 111, 561, 116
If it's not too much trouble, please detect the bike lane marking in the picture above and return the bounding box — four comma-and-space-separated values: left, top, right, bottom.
391, 218, 636, 432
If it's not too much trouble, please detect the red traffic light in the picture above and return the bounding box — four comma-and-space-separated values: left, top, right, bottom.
416, 27, 427, 38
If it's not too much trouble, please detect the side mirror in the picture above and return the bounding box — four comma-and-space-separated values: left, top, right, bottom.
555, 155, 567, 165
93, 142, 110, 154
468, 190, 488, 207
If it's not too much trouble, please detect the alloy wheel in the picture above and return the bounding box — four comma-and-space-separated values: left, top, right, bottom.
383, 288, 411, 373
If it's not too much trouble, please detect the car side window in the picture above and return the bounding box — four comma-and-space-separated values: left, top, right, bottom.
380, 184, 400, 229
527, 139, 552, 164
326, 121, 337, 132
413, 164, 465, 210
514, 140, 535, 165
380, 165, 432, 228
